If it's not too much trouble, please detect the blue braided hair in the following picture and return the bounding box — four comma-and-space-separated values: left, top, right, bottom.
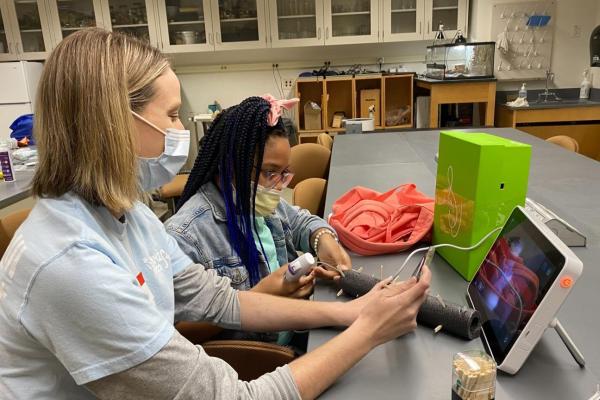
178, 96, 288, 286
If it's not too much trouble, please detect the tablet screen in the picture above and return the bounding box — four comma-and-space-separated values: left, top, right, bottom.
468, 208, 565, 364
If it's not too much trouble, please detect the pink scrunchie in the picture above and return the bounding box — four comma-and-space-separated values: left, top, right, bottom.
262, 94, 299, 126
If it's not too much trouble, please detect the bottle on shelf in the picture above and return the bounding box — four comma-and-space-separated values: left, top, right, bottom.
518, 83, 527, 99
579, 69, 591, 99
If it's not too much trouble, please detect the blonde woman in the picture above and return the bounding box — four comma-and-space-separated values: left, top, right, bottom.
0, 29, 430, 400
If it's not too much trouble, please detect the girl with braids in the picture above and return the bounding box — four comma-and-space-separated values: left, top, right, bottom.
0, 30, 431, 400
166, 95, 352, 308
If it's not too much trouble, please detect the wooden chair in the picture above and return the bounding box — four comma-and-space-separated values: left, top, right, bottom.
546, 135, 579, 153
176, 321, 295, 381
317, 133, 333, 151
202, 340, 295, 381
292, 177, 327, 217
289, 143, 331, 189
0, 208, 31, 258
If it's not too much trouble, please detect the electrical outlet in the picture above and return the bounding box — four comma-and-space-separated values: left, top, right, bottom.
284, 79, 294, 89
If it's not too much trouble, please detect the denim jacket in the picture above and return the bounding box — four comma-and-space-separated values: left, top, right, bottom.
165, 181, 332, 291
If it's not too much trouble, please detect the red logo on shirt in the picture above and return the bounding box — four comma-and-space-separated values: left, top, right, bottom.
136, 272, 145, 286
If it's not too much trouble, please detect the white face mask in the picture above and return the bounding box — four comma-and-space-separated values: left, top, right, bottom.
132, 111, 190, 191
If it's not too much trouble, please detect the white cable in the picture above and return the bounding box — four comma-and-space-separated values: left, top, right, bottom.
391, 227, 503, 281
483, 258, 524, 332
316, 261, 346, 277
276, 65, 285, 99
272, 65, 284, 99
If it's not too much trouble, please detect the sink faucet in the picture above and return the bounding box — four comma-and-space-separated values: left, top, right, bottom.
537, 70, 562, 103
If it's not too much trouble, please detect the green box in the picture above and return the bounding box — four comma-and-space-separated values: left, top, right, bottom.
433, 131, 531, 281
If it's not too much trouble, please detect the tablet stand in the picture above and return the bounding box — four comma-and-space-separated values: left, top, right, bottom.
550, 318, 585, 367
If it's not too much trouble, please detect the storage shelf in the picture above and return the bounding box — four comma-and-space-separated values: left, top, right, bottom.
112, 23, 148, 28
298, 129, 327, 133
392, 9, 417, 13
433, 6, 459, 10
220, 17, 257, 23
20, 29, 42, 33
354, 74, 383, 79
296, 74, 413, 134
168, 20, 205, 25
278, 14, 316, 19
61, 26, 87, 31
332, 11, 371, 16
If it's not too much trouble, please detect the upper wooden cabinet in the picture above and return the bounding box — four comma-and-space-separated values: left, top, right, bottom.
0, 3, 19, 61
2, 0, 469, 59
267, 0, 324, 48
323, 0, 379, 45
98, 0, 161, 46
156, 0, 215, 52
382, 0, 425, 42
424, 0, 468, 40
209, 0, 267, 50
46, 0, 104, 43
2, 0, 54, 60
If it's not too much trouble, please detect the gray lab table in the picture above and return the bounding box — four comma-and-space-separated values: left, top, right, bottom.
0, 168, 34, 209
308, 128, 600, 399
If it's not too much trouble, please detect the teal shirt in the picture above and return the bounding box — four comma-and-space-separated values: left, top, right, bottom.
253, 216, 280, 273
252, 216, 294, 345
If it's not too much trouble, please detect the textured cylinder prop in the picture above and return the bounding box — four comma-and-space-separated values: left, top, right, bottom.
338, 270, 481, 340
417, 295, 481, 340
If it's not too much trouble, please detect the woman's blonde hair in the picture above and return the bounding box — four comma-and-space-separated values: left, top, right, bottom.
32, 28, 170, 213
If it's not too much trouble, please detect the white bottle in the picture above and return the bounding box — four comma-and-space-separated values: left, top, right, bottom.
285, 253, 315, 282
518, 83, 527, 99
580, 69, 591, 99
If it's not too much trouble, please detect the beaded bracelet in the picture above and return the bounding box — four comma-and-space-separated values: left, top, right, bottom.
313, 229, 339, 255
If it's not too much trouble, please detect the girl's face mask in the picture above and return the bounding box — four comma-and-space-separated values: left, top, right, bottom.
254, 184, 282, 216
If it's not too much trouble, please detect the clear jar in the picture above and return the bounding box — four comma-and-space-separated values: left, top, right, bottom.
452, 350, 496, 400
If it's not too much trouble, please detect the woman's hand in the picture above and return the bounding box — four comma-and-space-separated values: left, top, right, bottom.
339, 265, 431, 329
350, 265, 431, 346
251, 264, 315, 299
313, 230, 352, 280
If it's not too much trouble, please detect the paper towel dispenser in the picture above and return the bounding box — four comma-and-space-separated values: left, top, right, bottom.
592, 25, 600, 67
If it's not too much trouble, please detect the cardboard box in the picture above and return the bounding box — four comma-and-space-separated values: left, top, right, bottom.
331, 112, 345, 128
433, 131, 531, 281
303, 101, 322, 130
360, 89, 381, 126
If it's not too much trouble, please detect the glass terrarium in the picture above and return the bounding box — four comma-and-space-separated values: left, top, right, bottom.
425, 41, 495, 80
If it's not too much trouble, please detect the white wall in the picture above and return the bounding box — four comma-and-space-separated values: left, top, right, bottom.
175, 41, 429, 119
177, 0, 598, 117
470, 0, 599, 90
